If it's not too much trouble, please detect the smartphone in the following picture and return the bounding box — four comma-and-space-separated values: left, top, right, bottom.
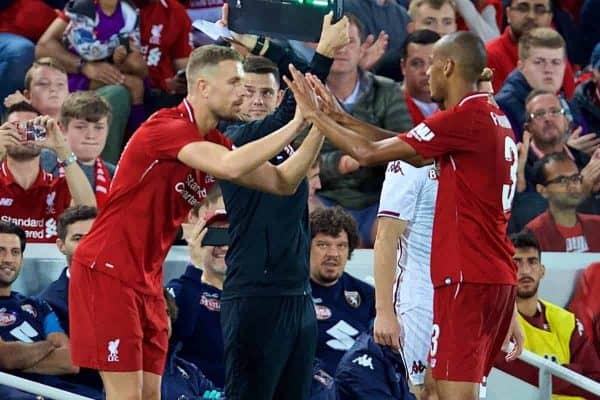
15, 121, 47, 142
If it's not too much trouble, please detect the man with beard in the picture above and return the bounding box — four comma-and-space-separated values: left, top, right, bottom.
494, 232, 600, 398
308, 207, 375, 376
485, 0, 575, 96
525, 152, 600, 252
0, 102, 96, 243
0, 221, 88, 398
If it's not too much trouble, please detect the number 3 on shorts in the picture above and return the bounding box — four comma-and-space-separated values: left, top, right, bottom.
430, 323, 440, 357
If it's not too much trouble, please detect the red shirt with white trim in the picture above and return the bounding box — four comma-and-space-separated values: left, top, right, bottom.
73, 100, 232, 296
399, 92, 518, 288
136, 0, 194, 92
0, 162, 72, 243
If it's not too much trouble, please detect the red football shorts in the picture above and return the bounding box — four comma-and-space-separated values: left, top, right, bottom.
429, 282, 516, 382
68, 261, 168, 375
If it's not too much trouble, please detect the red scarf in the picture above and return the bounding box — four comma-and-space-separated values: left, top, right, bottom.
403, 90, 426, 125
59, 158, 111, 209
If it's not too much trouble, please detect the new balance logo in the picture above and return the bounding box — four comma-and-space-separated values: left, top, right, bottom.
107, 339, 120, 362
0, 198, 13, 206
352, 354, 374, 370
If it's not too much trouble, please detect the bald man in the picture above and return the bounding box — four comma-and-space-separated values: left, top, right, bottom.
286, 32, 524, 400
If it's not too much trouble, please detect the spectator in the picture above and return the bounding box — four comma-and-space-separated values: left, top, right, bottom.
569, 262, 600, 358
166, 210, 229, 387
37, 205, 103, 395
0, 102, 96, 243
133, 0, 195, 114
335, 332, 415, 400
319, 15, 412, 247
0, 221, 103, 397
343, 0, 411, 53
35, 1, 146, 161
485, 0, 576, 96
579, 0, 600, 67
309, 207, 375, 375
525, 152, 600, 252
5, 58, 131, 166
4, 58, 69, 121
41, 91, 115, 209
495, 232, 600, 399
496, 27, 583, 141
573, 43, 600, 135
162, 289, 223, 400
517, 90, 593, 193
0, 0, 56, 114
400, 29, 441, 125
407, 0, 457, 36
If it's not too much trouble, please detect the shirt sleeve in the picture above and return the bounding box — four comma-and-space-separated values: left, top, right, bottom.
378, 161, 427, 222
399, 107, 482, 158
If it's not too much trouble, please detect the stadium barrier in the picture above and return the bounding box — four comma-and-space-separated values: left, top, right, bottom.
0, 372, 93, 400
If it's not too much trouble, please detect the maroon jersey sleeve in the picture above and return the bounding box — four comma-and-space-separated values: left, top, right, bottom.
172, 4, 193, 59
399, 106, 486, 159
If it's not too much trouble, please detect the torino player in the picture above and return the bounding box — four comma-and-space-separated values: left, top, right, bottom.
69, 45, 324, 400
286, 32, 524, 400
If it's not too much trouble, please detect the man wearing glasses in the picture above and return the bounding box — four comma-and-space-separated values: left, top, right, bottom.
485, 0, 575, 97
524, 151, 600, 252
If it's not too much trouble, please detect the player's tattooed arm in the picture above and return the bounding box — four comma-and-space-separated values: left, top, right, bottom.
0, 337, 55, 371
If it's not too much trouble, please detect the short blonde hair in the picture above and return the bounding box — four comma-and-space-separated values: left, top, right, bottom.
518, 27, 565, 61
24, 57, 67, 90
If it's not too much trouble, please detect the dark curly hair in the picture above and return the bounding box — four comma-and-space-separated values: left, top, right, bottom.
309, 207, 359, 258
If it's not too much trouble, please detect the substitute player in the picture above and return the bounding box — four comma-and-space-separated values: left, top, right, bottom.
69, 45, 324, 400
286, 32, 524, 400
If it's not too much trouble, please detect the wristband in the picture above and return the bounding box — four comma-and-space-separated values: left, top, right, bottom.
58, 152, 78, 168
251, 35, 266, 55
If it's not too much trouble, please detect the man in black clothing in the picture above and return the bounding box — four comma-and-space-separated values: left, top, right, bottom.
217, 13, 349, 400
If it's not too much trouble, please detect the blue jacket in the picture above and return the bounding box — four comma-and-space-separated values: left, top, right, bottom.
496, 69, 586, 141
311, 359, 338, 400
335, 333, 415, 400
162, 345, 224, 400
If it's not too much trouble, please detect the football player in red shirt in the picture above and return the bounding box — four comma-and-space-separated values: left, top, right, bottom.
68, 45, 325, 400
286, 31, 524, 400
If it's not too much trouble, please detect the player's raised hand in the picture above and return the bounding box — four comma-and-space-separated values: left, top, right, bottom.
359, 31, 389, 71
283, 65, 319, 121
516, 130, 531, 193
217, 3, 256, 56
582, 157, 600, 193
316, 12, 350, 58
4, 90, 29, 109
306, 73, 345, 118
503, 307, 524, 362
374, 309, 403, 352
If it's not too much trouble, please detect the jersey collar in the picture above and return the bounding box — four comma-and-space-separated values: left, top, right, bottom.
458, 92, 491, 107
1, 160, 54, 189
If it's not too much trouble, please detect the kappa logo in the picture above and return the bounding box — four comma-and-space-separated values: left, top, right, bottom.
107, 339, 120, 362
352, 354, 374, 370
344, 291, 361, 308
411, 360, 426, 375
406, 123, 435, 142
0, 197, 13, 206
387, 161, 404, 175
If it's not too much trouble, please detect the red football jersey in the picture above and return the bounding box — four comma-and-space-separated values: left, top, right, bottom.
0, 162, 72, 243
138, 0, 193, 92
400, 92, 518, 288
73, 99, 231, 296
